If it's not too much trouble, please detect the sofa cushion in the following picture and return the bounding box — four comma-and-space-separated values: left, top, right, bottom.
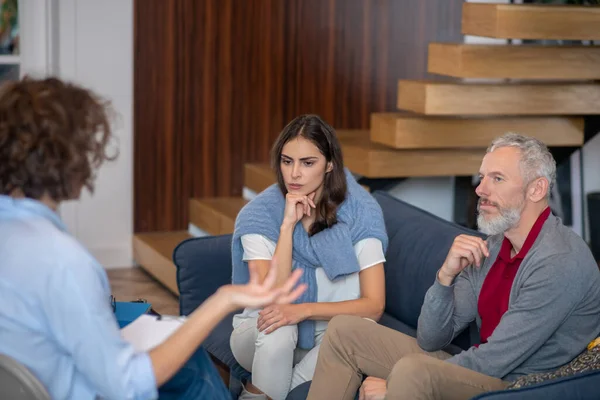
471, 369, 600, 400
286, 382, 312, 400
174, 234, 251, 380
175, 234, 233, 316
378, 312, 416, 337
372, 191, 484, 333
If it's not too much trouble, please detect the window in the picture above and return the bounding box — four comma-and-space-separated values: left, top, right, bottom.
0, 0, 19, 82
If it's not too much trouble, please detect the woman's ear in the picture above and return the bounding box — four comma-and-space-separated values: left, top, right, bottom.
326, 161, 333, 173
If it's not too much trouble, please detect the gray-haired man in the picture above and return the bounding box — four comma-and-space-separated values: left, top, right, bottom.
307, 133, 600, 400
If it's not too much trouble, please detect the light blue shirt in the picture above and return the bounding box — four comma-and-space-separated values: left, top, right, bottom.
0, 196, 158, 400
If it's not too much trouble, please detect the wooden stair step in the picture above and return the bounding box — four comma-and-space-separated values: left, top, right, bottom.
338, 129, 484, 178
189, 197, 248, 235
370, 113, 584, 149
133, 231, 191, 295
428, 43, 600, 80
397, 80, 600, 116
245, 163, 276, 193
462, 3, 600, 41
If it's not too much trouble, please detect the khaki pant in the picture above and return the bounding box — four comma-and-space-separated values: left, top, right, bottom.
307, 316, 509, 400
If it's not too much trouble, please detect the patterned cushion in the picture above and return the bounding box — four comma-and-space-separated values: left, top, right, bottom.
507, 338, 600, 389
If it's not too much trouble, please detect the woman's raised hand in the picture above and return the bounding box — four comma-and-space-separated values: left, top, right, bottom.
282, 192, 316, 227
219, 257, 307, 310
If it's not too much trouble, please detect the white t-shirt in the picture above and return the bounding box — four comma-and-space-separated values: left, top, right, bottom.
232, 234, 386, 333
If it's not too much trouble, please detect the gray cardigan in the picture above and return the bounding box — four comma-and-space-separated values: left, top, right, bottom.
417, 213, 600, 381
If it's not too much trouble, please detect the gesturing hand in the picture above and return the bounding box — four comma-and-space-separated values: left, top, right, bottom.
439, 234, 489, 285
219, 257, 307, 310
282, 192, 316, 226
359, 377, 387, 400
257, 304, 308, 334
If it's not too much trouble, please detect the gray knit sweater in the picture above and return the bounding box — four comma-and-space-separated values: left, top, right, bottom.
417, 213, 600, 381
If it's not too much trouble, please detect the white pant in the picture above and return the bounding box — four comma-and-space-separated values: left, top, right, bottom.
230, 317, 325, 400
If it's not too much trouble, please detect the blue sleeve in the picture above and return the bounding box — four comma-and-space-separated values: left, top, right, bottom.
42, 245, 158, 400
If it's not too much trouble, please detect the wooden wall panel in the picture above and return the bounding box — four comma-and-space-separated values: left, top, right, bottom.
134, 1, 176, 232
134, 0, 464, 232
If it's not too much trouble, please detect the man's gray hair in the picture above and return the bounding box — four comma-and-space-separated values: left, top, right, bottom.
487, 133, 556, 197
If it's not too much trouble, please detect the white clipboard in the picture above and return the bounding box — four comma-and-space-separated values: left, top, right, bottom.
120, 314, 187, 352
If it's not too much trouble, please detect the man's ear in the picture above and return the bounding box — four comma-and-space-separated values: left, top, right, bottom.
529, 177, 549, 203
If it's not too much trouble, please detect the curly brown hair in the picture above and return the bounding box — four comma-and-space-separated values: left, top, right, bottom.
0, 77, 115, 201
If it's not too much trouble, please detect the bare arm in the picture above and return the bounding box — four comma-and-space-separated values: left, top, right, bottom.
254, 193, 315, 287
272, 222, 295, 286
258, 264, 386, 333
247, 223, 294, 288
305, 264, 385, 322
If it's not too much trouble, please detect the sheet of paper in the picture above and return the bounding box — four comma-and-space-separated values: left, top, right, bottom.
120, 314, 186, 352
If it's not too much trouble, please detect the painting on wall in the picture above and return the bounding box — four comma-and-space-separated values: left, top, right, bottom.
0, 0, 18, 55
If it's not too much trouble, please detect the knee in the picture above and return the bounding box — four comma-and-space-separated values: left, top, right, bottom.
256, 324, 298, 352
326, 315, 363, 338
388, 354, 434, 388
321, 315, 369, 355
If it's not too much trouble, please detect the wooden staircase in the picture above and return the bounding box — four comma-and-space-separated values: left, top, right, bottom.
461, 3, 600, 41
189, 198, 249, 236
397, 81, 600, 116
428, 43, 600, 80
370, 113, 584, 149
133, 231, 191, 295
133, 2, 599, 295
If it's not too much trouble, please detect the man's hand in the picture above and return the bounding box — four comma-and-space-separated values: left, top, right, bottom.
257, 303, 308, 333
218, 257, 307, 311
439, 234, 489, 286
359, 377, 387, 400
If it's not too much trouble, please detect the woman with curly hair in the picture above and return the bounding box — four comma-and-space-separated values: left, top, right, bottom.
0, 77, 306, 400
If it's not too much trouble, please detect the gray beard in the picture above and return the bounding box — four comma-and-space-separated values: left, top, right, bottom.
477, 204, 522, 236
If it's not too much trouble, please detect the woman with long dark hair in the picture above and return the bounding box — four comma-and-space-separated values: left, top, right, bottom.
231, 115, 389, 399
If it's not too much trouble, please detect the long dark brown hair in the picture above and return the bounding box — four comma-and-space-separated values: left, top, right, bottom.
0, 77, 114, 201
270, 114, 347, 236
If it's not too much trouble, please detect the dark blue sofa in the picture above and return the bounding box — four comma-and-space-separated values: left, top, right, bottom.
174, 191, 600, 400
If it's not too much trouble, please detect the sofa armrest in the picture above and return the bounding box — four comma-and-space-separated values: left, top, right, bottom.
471, 369, 600, 400
174, 234, 233, 316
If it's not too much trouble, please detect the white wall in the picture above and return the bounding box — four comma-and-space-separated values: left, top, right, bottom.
583, 135, 600, 240
21, 0, 134, 268
387, 178, 454, 220
60, 0, 134, 268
